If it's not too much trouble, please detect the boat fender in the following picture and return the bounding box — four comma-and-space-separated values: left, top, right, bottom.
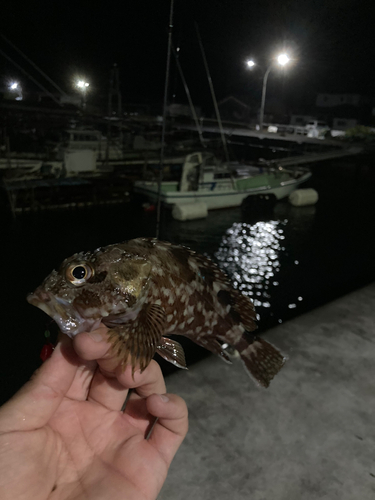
172, 202, 208, 221
289, 188, 318, 207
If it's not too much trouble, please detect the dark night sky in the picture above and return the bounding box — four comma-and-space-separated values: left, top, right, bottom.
1, 0, 374, 112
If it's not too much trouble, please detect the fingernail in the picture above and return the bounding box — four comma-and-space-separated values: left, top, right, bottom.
159, 394, 169, 403
39, 342, 54, 362
87, 331, 104, 342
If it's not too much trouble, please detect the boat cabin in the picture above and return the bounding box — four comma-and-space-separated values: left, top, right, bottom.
179, 152, 233, 192
65, 130, 105, 151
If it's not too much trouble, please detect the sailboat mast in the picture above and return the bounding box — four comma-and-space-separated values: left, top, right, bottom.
105, 66, 114, 166
156, 0, 175, 239
172, 42, 205, 147
195, 23, 229, 162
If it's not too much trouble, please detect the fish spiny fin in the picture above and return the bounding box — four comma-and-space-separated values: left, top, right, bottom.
235, 336, 286, 388
233, 294, 257, 332
107, 303, 166, 375
156, 337, 188, 369
217, 288, 257, 332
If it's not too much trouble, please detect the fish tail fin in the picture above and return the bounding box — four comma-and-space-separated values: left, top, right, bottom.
235, 334, 286, 388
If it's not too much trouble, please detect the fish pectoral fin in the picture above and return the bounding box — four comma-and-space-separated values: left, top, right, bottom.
235, 335, 286, 388
107, 303, 167, 374
145, 303, 167, 339
156, 337, 188, 370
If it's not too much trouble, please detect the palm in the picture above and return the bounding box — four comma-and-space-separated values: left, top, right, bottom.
48, 396, 167, 499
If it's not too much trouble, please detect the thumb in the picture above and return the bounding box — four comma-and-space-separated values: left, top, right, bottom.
0, 335, 79, 433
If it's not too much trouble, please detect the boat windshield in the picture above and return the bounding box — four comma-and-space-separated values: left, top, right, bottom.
203, 155, 218, 167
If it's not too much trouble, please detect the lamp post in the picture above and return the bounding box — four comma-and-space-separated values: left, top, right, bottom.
76, 80, 90, 109
247, 53, 291, 131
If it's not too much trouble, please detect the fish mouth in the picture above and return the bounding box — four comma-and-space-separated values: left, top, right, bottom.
27, 290, 102, 338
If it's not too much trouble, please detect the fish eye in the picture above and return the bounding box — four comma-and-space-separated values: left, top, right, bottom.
66, 263, 93, 286
72, 266, 86, 279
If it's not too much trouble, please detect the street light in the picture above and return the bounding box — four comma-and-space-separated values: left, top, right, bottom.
8, 81, 23, 100
247, 53, 291, 131
277, 53, 290, 66
75, 79, 90, 109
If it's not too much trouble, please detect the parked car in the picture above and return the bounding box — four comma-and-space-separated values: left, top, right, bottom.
305, 120, 331, 139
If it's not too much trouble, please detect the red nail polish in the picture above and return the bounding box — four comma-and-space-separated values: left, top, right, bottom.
40, 342, 54, 361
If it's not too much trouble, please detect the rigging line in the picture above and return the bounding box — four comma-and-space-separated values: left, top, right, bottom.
0, 48, 63, 106
0, 32, 68, 97
156, 0, 174, 239
171, 42, 205, 148
194, 22, 229, 163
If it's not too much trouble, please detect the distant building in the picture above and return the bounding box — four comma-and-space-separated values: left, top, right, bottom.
316, 93, 361, 108
217, 96, 252, 123
167, 103, 201, 118
290, 115, 316, 126
332, 118, 358, 130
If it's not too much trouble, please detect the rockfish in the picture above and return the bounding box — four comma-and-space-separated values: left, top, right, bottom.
27, 238, 286, 387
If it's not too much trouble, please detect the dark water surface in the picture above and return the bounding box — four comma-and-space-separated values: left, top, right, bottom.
1, 153, 375, 404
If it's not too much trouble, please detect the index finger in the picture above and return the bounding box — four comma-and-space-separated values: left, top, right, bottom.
73, 327, 166, 395
73, 326, 121, 375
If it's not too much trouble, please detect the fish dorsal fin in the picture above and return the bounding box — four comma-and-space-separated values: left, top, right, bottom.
216, 288, 257, 332
107, 302, 166, 373
232, 293, 257, 332
156, 337, 188, 369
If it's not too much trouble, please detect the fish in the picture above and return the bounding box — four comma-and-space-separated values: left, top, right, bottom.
27, 238, 286, 387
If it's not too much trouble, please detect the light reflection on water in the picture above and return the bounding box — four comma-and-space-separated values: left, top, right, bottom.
214, 220, 288, 317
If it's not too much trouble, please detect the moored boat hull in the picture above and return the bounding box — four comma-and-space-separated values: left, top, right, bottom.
133, 171, 312, 210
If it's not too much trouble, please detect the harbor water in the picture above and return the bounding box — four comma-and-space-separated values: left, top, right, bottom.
1, 152, 375, 403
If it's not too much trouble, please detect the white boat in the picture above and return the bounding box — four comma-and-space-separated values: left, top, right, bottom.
133, 151, 312, 210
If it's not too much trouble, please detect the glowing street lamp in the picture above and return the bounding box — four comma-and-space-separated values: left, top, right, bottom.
76, 80, 89, 89
8, 81, 23, 100
75, 79, 90, 109
277, 53, 290, 66
247, 53, 291, 130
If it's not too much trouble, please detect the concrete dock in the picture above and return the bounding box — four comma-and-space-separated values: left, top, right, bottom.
159, 283, 375, 500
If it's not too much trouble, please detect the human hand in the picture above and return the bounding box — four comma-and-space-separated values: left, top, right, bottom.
0, 328, 188, 500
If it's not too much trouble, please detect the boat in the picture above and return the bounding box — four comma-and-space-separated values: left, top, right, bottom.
133, 151, 312, 210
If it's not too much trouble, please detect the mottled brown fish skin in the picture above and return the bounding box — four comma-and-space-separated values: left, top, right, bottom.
27, 238, 286, 387
107, 238, 285, 386
132, 239, 256, 347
